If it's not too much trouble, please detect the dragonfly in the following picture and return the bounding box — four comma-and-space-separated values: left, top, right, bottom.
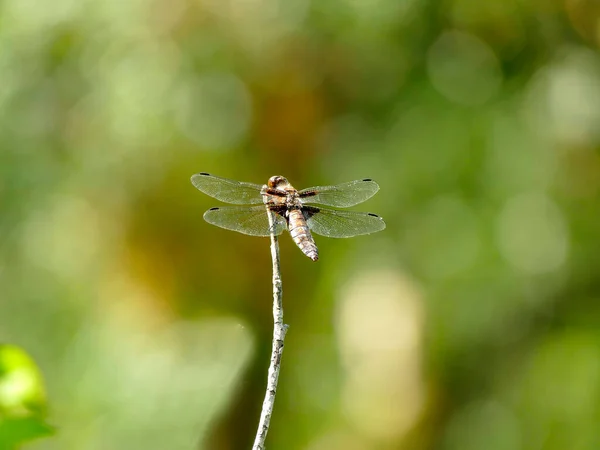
190, 173, 386, 261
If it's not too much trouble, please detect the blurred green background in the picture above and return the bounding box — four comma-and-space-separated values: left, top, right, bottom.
1, 0, 600, 449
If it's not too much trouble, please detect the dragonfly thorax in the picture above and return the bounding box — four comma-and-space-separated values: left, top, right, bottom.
267, 175, 289, 189
264, 175, 302, 208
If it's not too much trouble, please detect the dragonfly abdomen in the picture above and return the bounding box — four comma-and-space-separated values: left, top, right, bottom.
288, 209, 319, 261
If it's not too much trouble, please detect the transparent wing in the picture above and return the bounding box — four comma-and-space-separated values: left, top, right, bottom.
299, 179, 380, 208
203, 206, 286, 236
306, 208, 386, 238
191, 172, 264, 204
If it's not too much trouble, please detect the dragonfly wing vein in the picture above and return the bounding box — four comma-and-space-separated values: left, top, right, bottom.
299, 179, 379, 207
306, 208, 386, 238
191, 173, 265, 204
203, 206, 286, 236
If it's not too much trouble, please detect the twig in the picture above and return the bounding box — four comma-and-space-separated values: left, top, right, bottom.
252, 208, 288, 450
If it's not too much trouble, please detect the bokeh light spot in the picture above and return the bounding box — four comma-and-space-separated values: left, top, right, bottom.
175, 72, 252, 150
496, 193, 569, 274
526, 49, 600, 146
336, 270, 425, 441
442, 400, 521, 450
427, 30, 502, 105
22, 194, 102, 282
405, 196, 481, 280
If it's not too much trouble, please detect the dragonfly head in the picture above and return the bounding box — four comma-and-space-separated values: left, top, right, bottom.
267, 175, 290, 189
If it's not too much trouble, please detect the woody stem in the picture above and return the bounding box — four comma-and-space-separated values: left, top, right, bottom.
252, 208, 288, 450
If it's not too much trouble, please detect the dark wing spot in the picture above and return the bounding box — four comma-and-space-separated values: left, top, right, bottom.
303, 205, 320, 220
209, 207, 220, 211
362, 178, 373, 181
367, 213, 380, 217
199, 172, 211, 176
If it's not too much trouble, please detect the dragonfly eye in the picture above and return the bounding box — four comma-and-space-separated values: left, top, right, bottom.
268, 175, 289, 189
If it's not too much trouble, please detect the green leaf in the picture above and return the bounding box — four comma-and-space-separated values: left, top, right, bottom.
0, 417, 55, 450
0, 345, 54, 449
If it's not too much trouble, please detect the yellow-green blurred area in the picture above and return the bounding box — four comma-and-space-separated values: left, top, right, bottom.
1, 0, 600, 448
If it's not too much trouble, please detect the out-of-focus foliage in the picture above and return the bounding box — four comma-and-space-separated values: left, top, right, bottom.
0, 345, 53, 449
1, 0, 600, 449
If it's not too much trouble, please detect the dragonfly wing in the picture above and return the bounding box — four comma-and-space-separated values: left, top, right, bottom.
305, 207, 385, 238
203, 206, 287, 236
298, 179, 380, 207
191, 172, 265, 204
